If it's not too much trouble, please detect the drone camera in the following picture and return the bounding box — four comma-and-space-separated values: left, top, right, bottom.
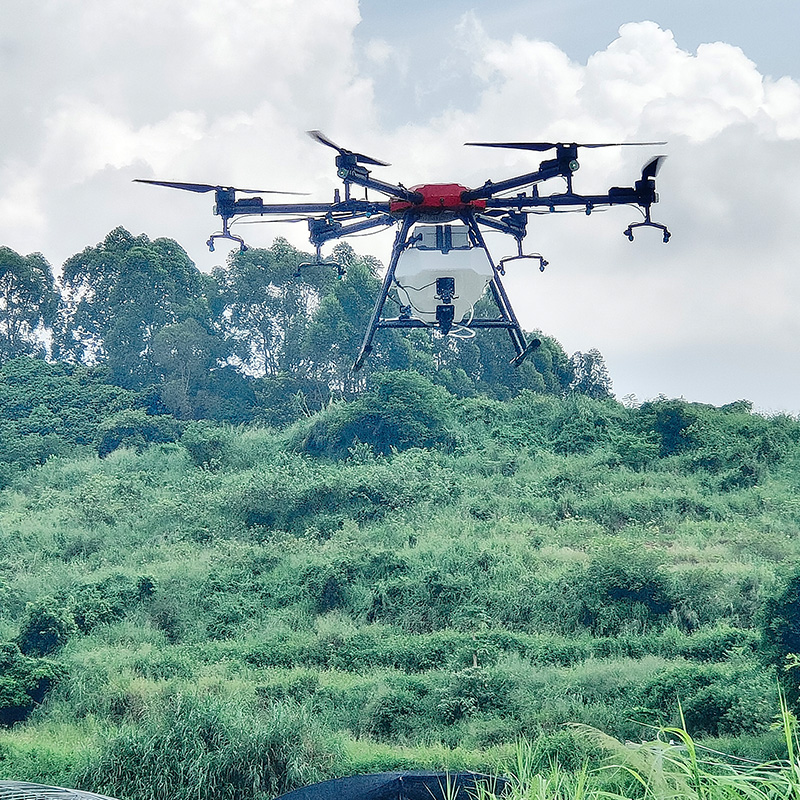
436, 304, 455, 335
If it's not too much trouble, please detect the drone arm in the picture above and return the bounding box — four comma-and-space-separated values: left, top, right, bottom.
474, 212, 527, 239
461, 163, 567, 201
336, 164, 423, 204
462, 146, 581, 201
228, 199, 392, 216
308, 213, 395, 248
485, 182, 657, 212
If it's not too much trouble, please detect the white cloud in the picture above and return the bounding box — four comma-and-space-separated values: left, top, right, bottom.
404, 17, 800, 409
0, 0, 371, 265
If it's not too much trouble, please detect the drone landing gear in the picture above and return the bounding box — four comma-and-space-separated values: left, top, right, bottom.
498, 253, 548, 275
510, 336, 542, 367
624, 208, 671, 243
207, 217, 248, 252
295, 243, 346, 278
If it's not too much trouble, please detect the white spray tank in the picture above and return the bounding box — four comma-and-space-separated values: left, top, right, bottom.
393, 225, 493, 333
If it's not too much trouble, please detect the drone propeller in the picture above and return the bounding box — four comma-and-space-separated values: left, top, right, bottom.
641, 154, 667, 180
133, 179, 307, 195
307, 130, 390, 167
465, 141, 666, 152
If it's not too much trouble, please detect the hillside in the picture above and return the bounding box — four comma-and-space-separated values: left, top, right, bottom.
1, 372, 799, 800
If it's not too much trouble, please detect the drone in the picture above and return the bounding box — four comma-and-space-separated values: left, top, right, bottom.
135, 131, 669, 370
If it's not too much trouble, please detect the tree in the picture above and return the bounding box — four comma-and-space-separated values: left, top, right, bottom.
570, 348, 613, 399
0, 247, 58, 361
302, 243, 390, 396
152, 319, 224, 418
213, 238, 336, 378
57, 227, 208, 389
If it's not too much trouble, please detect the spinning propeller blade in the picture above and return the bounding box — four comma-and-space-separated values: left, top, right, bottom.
641, 155, 667, 180
133, 179, 307, 195
465, 141, 666, 152
307, 130, 390, 167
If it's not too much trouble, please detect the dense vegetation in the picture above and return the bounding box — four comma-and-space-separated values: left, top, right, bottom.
1, 229, 800, 800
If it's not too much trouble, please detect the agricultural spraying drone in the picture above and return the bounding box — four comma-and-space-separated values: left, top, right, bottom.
135, 131, 670, 370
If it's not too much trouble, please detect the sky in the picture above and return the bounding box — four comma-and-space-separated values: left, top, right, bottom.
2, 0, 800, 413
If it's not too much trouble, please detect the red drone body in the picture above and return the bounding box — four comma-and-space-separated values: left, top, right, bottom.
389, 184, 487, 217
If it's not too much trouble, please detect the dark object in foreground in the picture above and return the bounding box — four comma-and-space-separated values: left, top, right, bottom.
0, 784, 119, 800
275, 772, 510, 800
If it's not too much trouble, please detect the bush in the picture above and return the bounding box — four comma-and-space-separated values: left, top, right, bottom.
358, 676, 430, 741
181, 421, 233, 469
76, 691, 341, 800
0, 642, 64, 726
294, 371, 456, 458
17, 598, 77, 656
237, 453, 443, 535
95, 409, 181, 457
68, 574, 154, 633
573, 544, 673, 635
637, 660, 775, 736
761, 568, 800, 705
436, 666, 514, 722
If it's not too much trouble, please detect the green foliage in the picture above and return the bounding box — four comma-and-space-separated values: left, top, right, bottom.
295, 371, 456, 457
215, 238, 337, 378
570, 348, 613, 399
16, 599, 77, 657
0, 364, 796, 782
181, 422, 234, 469
0, 642, 64, 726
0, 247, 58, 362
636, 398, 794, 488
152, 319, 227, 419
574, 544, 674, 635
436, 666, 514, 722
58, 228, 209, 390
238, 456, 398, 533
67, 573, 155, 633
77, 691, 340, 800
636, 659, 775, 735
95, 409, 182, 457
0, 356, 148, 482
761, 567, 800, 705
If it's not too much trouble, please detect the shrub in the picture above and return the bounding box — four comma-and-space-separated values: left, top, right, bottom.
637, 660, 775, 736
436, 666, 514, 722
0, 642, 64, 726
573, 544, 673, 635
294, 371, 456, 458
761, 568, 800, 705
68, 573, 154, 633
95, 409, 181, 457
358, 676, 430, 741
76, 691, 341, 800
238, 454, 433, 534
181, 421, 233, 469
17, 598, 77, 656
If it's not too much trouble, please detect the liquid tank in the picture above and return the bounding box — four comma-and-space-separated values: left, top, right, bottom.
394, 225, 493, 326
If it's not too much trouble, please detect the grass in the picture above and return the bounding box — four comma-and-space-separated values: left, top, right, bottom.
0, 396, 799, 795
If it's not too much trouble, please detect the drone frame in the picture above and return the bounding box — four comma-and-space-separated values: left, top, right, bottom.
136, 137, 670, 370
